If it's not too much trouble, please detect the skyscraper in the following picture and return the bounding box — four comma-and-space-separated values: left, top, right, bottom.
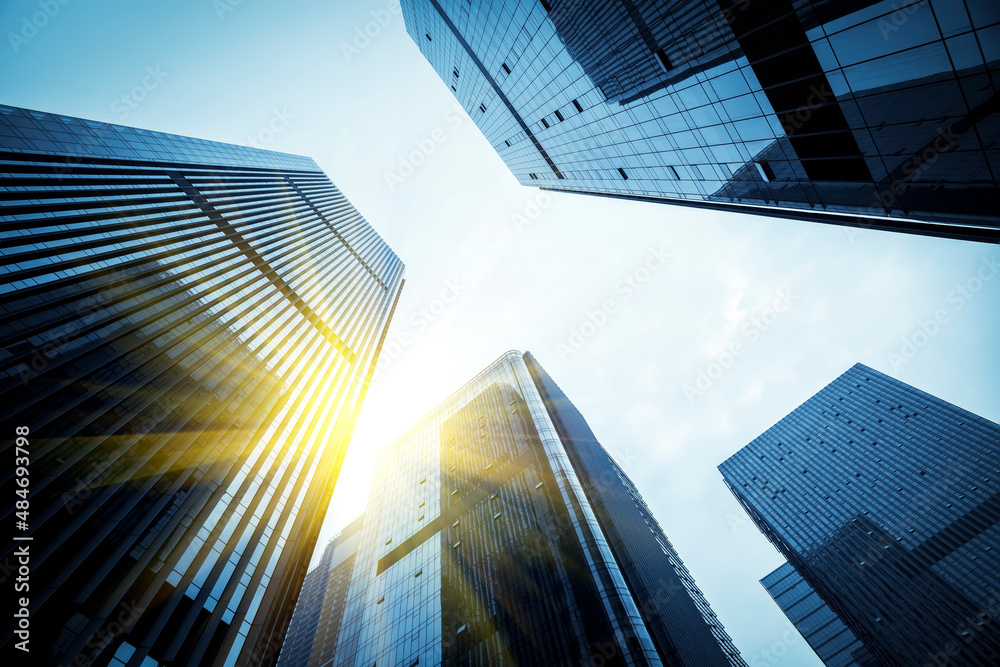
300, 351, 743, 666
277, 517, 365, 667
0, 105, 404, 666
400, 0, 1000, 242
760, 562, 876, 667
719, 363, 1000, 665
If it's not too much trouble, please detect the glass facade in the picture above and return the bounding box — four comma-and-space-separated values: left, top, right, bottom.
400, 0, 1000, 242
277, 517, 365, 667
719, 363, 1000, 666
0, 105, 404, 666
760, 562, 876, 667
305, 351, 743, 666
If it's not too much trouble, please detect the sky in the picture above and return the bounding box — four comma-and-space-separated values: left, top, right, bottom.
3, 0, 998, 664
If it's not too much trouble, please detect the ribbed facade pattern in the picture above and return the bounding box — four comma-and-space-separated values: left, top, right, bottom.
526, 354, 745, 666
316, 351, 739, 666
0, 105, 403, 666
719, 363, 1000, 666
277, 517, 364, 667
761, 563, 875, 667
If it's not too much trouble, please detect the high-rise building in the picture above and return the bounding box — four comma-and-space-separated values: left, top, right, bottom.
277, 517, 365, 667
760, 563, 876, 667
0, 105, 404, 666
305, 351, 743, 666
719, 363, 1000, 666
400, 0, 1000, 242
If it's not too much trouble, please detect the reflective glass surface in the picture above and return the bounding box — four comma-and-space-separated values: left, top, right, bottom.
720, 363, 1000, 665
301, 351, 743, 666
401, 0, 999, 240
761, 563, 876, 667
0, 105, 404, 666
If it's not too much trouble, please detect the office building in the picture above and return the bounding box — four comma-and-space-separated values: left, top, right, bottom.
401, 0, 1000, 242
719, 363, 1000, 665
277, 517, 365, 667
760, 562, 876, 667
318, 351, 744, 666
0, 105, 404, 666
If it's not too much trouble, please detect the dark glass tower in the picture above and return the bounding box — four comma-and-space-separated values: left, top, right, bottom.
0, 105, 404, 666
277, 516, 365, 667
400, 0, 1000, 242
760, 562, 876, 667
719, 363, 1000, 666
301, 351, 743, 666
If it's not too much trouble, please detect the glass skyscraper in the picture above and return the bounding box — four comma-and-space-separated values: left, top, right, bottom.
0, 105, 404, 666
400, 0, 1000, 242
277, 517, 365, 667
719, 363, 1000, 666
289, 350, 743, 666
760, 562, 876, 667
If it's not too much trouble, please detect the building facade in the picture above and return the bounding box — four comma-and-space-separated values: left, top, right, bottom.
400, 0, 1000, 242
719, 363, 1000, 666
760, 563, 876, 667
0, 105, 404, 666
316, 351, 743, 666
277, 517, 365, 667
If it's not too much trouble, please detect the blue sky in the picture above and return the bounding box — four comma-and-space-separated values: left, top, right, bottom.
3, 0, 998, 664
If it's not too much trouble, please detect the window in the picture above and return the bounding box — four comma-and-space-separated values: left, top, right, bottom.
669, 165, 680, 179
504, 140, 510, 147
479, 103, 486, 113
555, 110, 564, 122
541, 118, 549, 129
572, 99, 583, 112
655, 48, 673, 70
502, 62, 511, 74
452, 68, 459, 78
755, 160, 776, 182
425, 33, 432, 41
377, 596, 384, 604
618, 167, 629, 180
539, 0, 551, 11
